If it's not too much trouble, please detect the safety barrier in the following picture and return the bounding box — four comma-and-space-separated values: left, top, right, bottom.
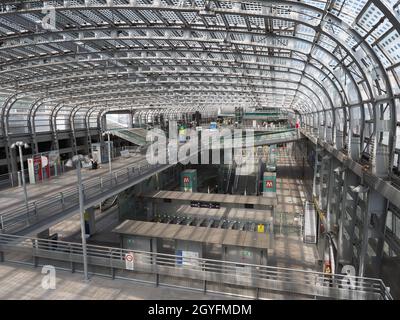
0, 234, 392, 300
0, 146, 204, 234
0, 161, 170, 234
0, 172, 15, 190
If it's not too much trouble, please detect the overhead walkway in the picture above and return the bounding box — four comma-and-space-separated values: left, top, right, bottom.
0, 154, 148, 213
0, 161, 172, 236
0, 131, 300, 236
206, 128, 303, 149
111, 128, 149, 146
253, 130, 303, 146
0, 145, 202, 236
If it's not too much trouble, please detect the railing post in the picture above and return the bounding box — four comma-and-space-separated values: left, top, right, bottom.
110, 249, 115, 279
202, 260, 207, 294
127, 167, 130, 179
60, 192, 65, 209
69, 243, 75, 273
155, 273, 160, 287
10, 172, 14, 187
33, 239, 38, 268
154, 254, 159, 287
0, 215, 3, 232
114, 172, 118, 184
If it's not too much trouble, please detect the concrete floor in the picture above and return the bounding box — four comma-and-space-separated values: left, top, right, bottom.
0, 263, 236, 300
0, 154, 147, 214
268, 145, 319, 271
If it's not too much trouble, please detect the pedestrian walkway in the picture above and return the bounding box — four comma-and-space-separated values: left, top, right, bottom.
0, 262, 236, 300
0, 154, 147, 214
269, 144, 319, 271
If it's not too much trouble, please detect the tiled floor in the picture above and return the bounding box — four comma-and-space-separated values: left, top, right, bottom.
0, 263, 235, 300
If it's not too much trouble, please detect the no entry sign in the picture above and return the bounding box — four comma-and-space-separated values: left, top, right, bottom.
125, 252, 134, 270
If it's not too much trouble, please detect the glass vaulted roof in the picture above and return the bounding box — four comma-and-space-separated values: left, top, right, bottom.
0, 0, 399, 136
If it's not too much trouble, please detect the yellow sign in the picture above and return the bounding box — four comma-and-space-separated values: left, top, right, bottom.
257, 224, 265, 233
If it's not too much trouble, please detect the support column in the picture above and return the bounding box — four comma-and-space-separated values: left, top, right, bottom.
325, 126, 333, 145
349, 134, 361, 162
325, 158, 341, 233
312, 144, 323, 200
319, 122, 325, 140
130, 110, 134, 128
358, 190, 388, 277
84, 207, 96, 237
70, 131, 78, 156
337, 170, 360, 269
8, 144, 19, 185
318, 154, 331, 212
335, 130, 343, 150
371, 102, 391, 178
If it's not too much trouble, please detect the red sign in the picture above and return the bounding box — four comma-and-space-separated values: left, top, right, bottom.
266, 180, 274, 189
32, 154, 51, 182
125, 253, 134, 262
183, 176, 190, 184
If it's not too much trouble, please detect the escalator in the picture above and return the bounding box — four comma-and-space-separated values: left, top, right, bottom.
100, 195, 118, 212
233, 162, 258, 195
225, 163, 235, 194
234, 174, 246, 195
256, 159, 265, 195
111, 128, 149, 146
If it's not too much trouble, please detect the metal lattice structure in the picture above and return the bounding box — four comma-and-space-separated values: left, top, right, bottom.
0, 1, 398, 144
0, 0, 400, 296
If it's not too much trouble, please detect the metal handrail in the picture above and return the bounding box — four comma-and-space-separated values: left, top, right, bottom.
0, 132, 306, 234
0, 233, 392, 300
0, 160, 169, 233
0, 143, 214, 233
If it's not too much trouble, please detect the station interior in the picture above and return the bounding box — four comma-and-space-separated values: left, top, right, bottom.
0, 0, 399, 301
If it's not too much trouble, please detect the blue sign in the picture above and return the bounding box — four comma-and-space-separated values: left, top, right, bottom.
176, 250, 183, 265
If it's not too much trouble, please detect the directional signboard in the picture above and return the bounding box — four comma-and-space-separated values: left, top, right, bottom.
266, 180, 274, 189
263, 172, 276, 193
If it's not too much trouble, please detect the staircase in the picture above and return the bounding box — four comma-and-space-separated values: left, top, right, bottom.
98, 195, 118, 212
